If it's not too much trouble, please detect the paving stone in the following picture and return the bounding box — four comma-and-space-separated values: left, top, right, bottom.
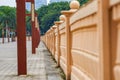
0, 41, 65, 80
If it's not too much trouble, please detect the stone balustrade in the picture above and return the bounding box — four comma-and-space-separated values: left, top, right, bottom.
41, 0, 120, 80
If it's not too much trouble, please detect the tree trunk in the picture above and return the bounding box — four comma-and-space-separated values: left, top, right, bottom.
6, 21, 9, 42
2, 29, 4, 43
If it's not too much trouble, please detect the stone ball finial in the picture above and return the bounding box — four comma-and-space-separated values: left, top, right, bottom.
52, 25, 57, 28
59, 15, 66, 22
70, 0, 80, 9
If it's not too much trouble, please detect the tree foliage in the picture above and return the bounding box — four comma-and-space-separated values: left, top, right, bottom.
78, 0, 89, 6
37, 2, 70, 35
0, 0, 89, 37
0, 6, 16, 37
0, 6, 32, 37
37, 0, 90, 35
0, 6, 16, 28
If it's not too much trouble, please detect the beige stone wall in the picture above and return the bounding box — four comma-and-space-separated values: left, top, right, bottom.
41, 0, 120, 80
59, 24, 67, 74
111, 1, 120, 80
70, 1, 99, 79
55, 30, 58, 62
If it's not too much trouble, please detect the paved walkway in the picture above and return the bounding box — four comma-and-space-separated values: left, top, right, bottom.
0, 41, 65, 80
0, 38, 12, 44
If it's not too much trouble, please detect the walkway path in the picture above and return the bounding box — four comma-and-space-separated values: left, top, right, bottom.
40, 43, 65, 80
0, 41, 64, 80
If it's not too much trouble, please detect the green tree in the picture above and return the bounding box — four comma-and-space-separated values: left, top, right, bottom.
0, 6, 16, 37
37, 2, 70, 35
78, 0, 89, 6
26, 16, 31, 35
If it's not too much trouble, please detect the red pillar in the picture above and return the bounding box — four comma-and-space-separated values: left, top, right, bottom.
36, 16, 40, 47
16, 0, 27, 75
32, 21, 36, 53
37, 22, 40, 46
35, 17, 40, 48
34, 17, 38, 48
36, 28, 39, 47
35, 28, 37, 47
31, 2, 36, 54
37, 27, 40, 46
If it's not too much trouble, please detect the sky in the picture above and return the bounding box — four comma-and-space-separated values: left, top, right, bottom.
0, 0, 16, 7
0, 0, 50, 7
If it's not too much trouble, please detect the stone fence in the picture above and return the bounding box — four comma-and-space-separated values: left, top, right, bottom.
41, 0, 120, 80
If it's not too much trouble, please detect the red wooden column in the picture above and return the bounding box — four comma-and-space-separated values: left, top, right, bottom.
31, 1, 36, 54
37, 20, 40, 47
32, 21, 36, 53
32, 21, 35, 54
26, 0, 36, 54
37, 26, 40, 46
35, 16, 40, 47
16, 0, 27, 75
35, 16, 37, 48
38, 20, 40, 43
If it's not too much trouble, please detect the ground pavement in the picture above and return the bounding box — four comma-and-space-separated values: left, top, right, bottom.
0, 41, 65, 80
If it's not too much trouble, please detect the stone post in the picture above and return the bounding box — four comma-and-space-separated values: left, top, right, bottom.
97, 0, 110, 80
50, 27, 55, 56
52, 26, 56, 58
54, 23, 60, 66
61, 0, 80, 79
54, 16, 65, 66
